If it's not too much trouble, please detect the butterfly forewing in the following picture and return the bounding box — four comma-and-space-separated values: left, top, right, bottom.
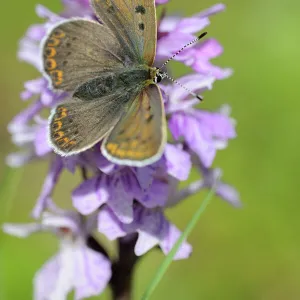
92, 0, 157, 65
42, 19, 124, 92
102, 84, 166, 166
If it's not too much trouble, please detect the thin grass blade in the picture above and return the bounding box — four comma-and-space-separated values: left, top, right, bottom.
141, 185, 216, 300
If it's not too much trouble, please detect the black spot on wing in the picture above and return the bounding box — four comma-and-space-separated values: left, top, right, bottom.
146, 114, 154, 123
139, 23, 145, 31
45, 48, 52, 56
135, 5, 146, 14
52, 122, 60, 130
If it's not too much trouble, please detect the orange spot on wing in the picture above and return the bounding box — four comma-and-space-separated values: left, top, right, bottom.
50, 70, 63, 78
45, 47, 57, 58
115, 149, 126, 158
45, 58, 57, 71
54, 131, 65, 140
55, 111, 67, 121
47, 37, 60, 47
52, 29, 66, 39
53, 120, 62, 131
54, 131, 76, 149
123, 150, 146, 160
106, 143, 118, 154
55, 78, 63, 86
54, 107, 68, 121
57, 107, 67, 113
62, 137, 70, 143
50, 70, 64, 86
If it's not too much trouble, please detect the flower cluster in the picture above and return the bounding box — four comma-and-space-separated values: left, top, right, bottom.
4, 0, 239, 299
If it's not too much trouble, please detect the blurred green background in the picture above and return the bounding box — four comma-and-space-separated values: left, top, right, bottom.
1, 0, 300, 299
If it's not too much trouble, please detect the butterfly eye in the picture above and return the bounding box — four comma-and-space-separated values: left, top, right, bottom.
154, 74, 162, 84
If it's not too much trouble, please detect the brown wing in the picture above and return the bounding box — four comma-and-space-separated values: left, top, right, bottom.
101, 84, 166, 167
92, 0, 157, 66
42, 19, 124, 92
48, 89, 136, 156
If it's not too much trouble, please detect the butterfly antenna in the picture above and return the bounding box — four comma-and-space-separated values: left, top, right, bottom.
160, 32, 208, 69
162, 72, 203, 101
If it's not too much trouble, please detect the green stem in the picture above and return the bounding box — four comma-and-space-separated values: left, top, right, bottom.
141, 186, 216, 300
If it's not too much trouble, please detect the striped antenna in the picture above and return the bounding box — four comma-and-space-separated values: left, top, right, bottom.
161, 72, 203, 101
160, 32, 208, 69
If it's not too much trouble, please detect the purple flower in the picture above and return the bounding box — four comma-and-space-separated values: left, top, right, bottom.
21, 78, 65, 107
6, 114, 52, 167
3, 210, 111, 300
72, 144, 192, 223
32, 157, 64, 218
5, 0, 239, 298
157, 5, 232, 79
98, 204, 192, 259
61, 0, 93, 17
72, 166, 170, 223
162, 73, 215, 114
169, 101, 236, 168
156, 0, 169, 4
168, 165, 241, 208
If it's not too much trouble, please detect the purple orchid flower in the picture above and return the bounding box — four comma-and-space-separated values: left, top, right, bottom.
3, 0, 239, 299
3, 210, 111, 300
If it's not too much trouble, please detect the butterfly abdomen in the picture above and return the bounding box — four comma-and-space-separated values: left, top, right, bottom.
73, 73, 117, 100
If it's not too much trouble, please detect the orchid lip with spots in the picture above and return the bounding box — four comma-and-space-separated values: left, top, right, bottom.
4, 0, 239, 299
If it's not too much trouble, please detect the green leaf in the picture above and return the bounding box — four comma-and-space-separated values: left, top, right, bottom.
141, 186, 216, 300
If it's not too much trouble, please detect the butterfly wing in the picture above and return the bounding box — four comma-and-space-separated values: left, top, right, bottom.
42, 19, 124, 92
92, 0, 157, 65
48, 90, 137, 156
101, 84, 167, 166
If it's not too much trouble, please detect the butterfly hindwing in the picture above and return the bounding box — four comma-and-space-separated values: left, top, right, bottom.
102, 84, 166, 166
42, 19, 124, 92
49, 91, 137, 156
92, 0, 157, 65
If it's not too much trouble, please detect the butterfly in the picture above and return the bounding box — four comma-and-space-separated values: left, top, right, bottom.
42, 0, 167, 167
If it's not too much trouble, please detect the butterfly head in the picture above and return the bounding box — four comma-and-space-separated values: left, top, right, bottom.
153, 68, 166, 84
